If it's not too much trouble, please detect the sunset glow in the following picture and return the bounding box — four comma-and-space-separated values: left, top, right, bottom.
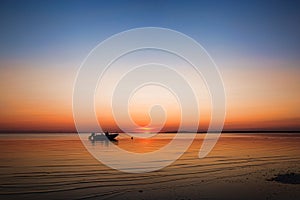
0, 1, 299, 133
1, 1, 300, 200
0, 59, 299, 132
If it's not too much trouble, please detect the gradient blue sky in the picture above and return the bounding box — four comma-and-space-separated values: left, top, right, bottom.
1, 0, 299, 61
0, 0, 300, 131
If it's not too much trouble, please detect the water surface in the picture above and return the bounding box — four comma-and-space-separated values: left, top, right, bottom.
0, 133, 299, 200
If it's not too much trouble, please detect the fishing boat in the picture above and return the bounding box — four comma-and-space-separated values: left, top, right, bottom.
89, 132, 119, 141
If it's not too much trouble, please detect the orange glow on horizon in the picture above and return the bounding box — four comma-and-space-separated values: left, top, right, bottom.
1, 60, 300, 132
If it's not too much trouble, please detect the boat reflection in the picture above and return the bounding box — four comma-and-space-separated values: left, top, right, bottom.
90, 139, 118, 147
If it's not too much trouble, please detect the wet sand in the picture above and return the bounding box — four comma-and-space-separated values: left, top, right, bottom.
0, 133, 299, 200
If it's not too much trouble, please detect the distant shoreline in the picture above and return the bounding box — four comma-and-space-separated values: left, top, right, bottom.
0, 130, 299, 134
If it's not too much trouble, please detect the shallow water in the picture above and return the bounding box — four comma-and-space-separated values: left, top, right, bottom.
0, 133, 299, 200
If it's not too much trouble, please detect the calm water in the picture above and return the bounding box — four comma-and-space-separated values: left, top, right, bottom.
0, 133, 299, 200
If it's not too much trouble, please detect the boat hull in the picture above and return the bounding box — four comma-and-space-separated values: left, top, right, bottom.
89, 133, 119, 141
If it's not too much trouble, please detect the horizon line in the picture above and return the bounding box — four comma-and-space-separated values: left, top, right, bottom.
0, 130, 299, 134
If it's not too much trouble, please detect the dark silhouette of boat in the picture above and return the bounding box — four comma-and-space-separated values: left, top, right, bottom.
89, 132, 118, 141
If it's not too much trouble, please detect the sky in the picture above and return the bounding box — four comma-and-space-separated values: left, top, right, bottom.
0, 0, 300, 132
